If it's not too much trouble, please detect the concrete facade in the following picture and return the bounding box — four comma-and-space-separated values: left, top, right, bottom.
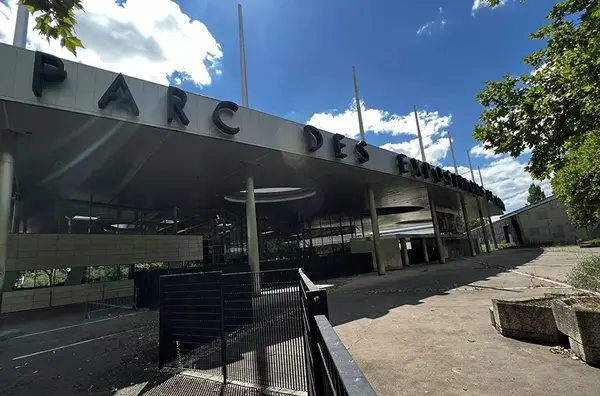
473, 196, 599, 246
5, 234, 203, 271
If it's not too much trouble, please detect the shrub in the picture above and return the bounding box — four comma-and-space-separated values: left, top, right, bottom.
567, 255, 600, 293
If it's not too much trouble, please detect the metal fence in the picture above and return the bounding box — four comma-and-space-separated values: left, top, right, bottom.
300, 270, 377, 396
159, 268, 376, 395
159, 269, 305, 391
84, 286, 138, 319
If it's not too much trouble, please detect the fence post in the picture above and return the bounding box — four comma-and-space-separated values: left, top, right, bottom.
158, 275, 165, 368
219, 272, 228, 382
305, 286, 328, 394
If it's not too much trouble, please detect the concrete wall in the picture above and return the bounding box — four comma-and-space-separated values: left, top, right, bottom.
473, 197, 599, 246
1, 279, 133, 313
351, 236, 403, 270
6, 234, 202, 271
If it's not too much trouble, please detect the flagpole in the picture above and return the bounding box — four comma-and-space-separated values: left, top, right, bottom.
414, 106, 445, 263
238, 4, 248, 107
352, 67, 384, 275
448, 131, 476, 257
467, 151, 491, 253
352, 67, 366, 142
13, 4, 29, 48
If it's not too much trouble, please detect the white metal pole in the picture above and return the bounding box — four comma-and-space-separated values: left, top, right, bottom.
238, 4, 249, 107
352, 66, 366, 142
448, 131, 476, 257
413, 105, 427, 163
353, 67, 383, 274
467, 151, 490, 253
13, 4, 29, 48
414, 106, 445, 263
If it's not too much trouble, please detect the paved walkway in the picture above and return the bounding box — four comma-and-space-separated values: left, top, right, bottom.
328, 247, 600, 396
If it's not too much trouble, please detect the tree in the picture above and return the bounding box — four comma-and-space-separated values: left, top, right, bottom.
527, 184, 546, 205
469, 217, 488, 230
552, 132, 600, 227
474, 0, 600, 226
20, 0, 84, 55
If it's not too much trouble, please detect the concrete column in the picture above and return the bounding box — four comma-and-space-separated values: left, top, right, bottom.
10, 193, 20, 233
64, 267, 85, 286
421, 238, 429, 263
367, 185, 384, 275
460, 195, 476, 257
428, 193, 446, 264
172, 206, 178, 234
3, 271, 19, 292
87, 193, 93, 234
477, 199, 491, 253
486, 209, 499, 250
246, 175, 261, 295
0, 131, 16, 312
400, 238, 410, 267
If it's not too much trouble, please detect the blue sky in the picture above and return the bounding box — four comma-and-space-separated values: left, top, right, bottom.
0, 0, 555, 210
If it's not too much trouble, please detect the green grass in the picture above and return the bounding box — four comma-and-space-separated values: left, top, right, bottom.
567, 255, 600, 293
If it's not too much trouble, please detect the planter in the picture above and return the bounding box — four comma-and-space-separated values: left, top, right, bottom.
552, 296, 600, 366
491, 296, 563, 344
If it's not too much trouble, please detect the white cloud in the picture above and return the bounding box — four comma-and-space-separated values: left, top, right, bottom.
307, 99, 452, 165
470, 144, 504, 159
0, 0, 222, 87
417, 7, 446, 36
447, 157, 552, 211
472, 0, 509, 15
307, 99, 451, 140
381, 137, 450, 165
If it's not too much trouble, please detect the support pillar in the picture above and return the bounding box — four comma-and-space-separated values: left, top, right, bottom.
11, 193, 20, 233
172, 206, 178, 234
0, 131, 16, 312
64, 267, 85, 286
367, 185, 384, 275
246, 175, 261, 295
460, 195, 476, 257
477, 200, 491, 253
87, 193, 93, 234
400, 238, 410, 267
428, 193, 446, 264
421, 238, 429, 263
486, 208, 499, 250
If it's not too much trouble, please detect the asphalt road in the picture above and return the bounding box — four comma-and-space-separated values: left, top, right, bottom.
0, 311, 166, 396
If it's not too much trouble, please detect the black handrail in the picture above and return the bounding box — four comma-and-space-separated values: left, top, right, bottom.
299, 269, 377, 396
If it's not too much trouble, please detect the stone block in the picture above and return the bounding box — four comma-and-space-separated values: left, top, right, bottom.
552, 297, 600, 366
492, 296, 562, 344
489, 306, 497, 329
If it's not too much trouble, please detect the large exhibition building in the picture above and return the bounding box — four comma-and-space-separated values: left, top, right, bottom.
0, 43, 505, 313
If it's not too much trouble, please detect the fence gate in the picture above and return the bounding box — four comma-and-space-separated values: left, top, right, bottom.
159, 269, 306, 392
222, 269, 305, 390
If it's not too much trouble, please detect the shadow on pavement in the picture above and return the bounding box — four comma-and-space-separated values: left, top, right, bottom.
326, 248, 545, 327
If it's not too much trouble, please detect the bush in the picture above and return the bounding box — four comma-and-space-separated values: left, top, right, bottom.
567, 255, 600, 293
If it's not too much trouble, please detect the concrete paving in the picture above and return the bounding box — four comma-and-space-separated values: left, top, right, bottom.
328, 247, 600, 396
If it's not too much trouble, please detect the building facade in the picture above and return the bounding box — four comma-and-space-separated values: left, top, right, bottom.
0, 44, 505, 312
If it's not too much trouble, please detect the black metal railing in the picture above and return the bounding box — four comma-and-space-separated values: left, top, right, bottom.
300, 269, 377, 396
159, 269, 305, 391
159, 268, 376, 395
